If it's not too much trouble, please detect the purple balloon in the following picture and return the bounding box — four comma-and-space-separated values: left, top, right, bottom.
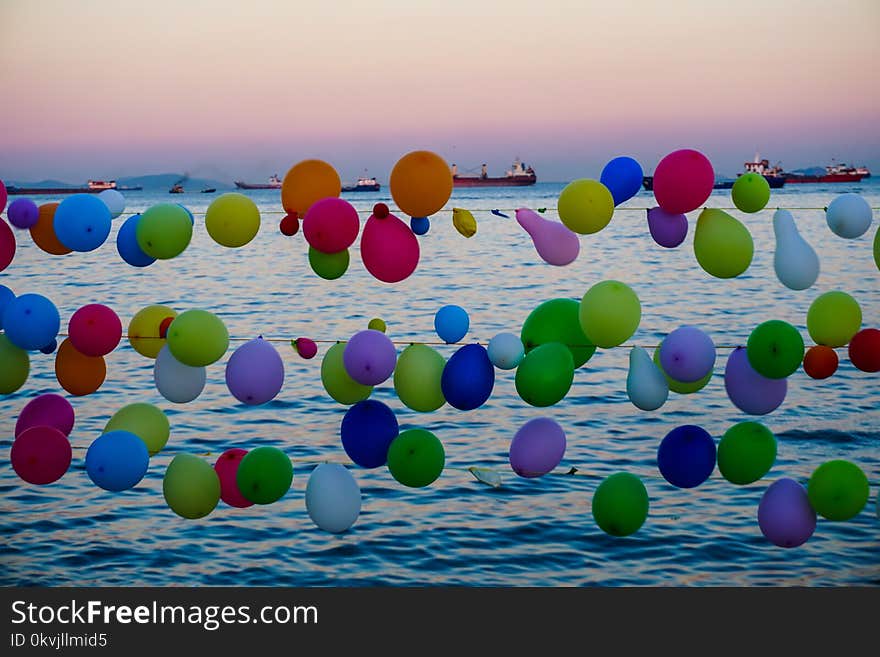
509, 418, 566, 478
660, 326, 716, 383
225, 337, 284, 405
647, 207, 688, 248
758, 478, 816, 548
15, 393, 75, 438
343, 329, 397, 386
7, 198, 40, 229
725, 347, 787, 415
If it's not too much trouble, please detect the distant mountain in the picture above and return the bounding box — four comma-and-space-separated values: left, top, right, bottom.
117, 173, 232, 191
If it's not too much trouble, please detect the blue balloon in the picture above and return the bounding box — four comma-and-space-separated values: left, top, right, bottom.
434, 304, 469, 343
340, 400, 399, 468
657, 425, 716, 488
0, 284, 14, 330
440, 343, 495, 411
410, 217, 430, 235
53, 194, 112, 252
117, 214, 156, 267
85, 430, 150, 492
600, 156, 644, 206
3, 293, 60, 351
177, 204, 195, 224
39, 339, 58, 355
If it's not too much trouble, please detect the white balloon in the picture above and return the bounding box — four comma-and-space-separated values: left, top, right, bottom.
154, 345, 206, 403
98, 189, 126, 219
626, 346, 668, 411
306, 463, 361, 534
826, 193, 872, 239
487, 332, 524, 370
773, 209, 820, 290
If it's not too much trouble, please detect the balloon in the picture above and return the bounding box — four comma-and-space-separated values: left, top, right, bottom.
557, 179, 614, 234
97, 189, 126, 218
68, 304, 122, 357
578, 280, 641, 348
308, 246, 349, 280
659, 326, 716, 383
389, 151, 453, 218
807, 460, 869, 521
803, 345, 838, 379
848, 328, 880, 372
487, 332, 525, 370
434, 304, 469, 343
136, 203, 193, 259
306, 463, 361, 533
772, 209, 819, 290
293, 337, 318, 359
441, 343, 495, 411
214, 448, 253, 508
236, 446, 293, 505
205, 192, 261, 247
646, 207, 688, 248
281, 159, 341, 216
368, 318, 386, 333
0, 284, 14, 329
387, 429, 445, 487
806, 291, 861, 347
0, 334, 29, 394
724, 347, 787, 415
452, 207, 477, 237
55, 338, 106, 396
320, 342, 372, 405
393, 343, 446, 412
509, 417, 566, 478
116, 213, 156, 267
515, 207, 580, 266
652, 347, 712, 394
163, 453, 221, 519
7, 198, 40, 229
85, 430, 150, 491
360, 205, 420, 283
626, 346, 669, 411
825, 193, 872, 239
717, 422, 776, 485
16, 393, 74, 438
0, 218, 14, 271
225, 337, 284, 405
600, 156, 643, 206
592, 472, 649, 537
104, 403, 170, 455
652, 149, 714, 214
154, 345, 206, 403
280, 213, 300, 236
694, 209, 754, 278
343, 329, 397, 386
302, 197, 359, 253
731, 173, 770, 213
746, 320, 804, 379
341, 400, 398, 468
0, 178, 5, 212
514, 342, 574, 407
11, 426, 71, 485
874, 224, 880, 271
40, 339, 57, 355
410, 216, 430, 235
52, 194, 112, 252
522, 298, 595, 367
758, 478, 816, 548
657, 425, 716, 489
167, 309, 229, 367
3, 293, 60, 351
30, 202, 71, 255
128, 304, 177, 358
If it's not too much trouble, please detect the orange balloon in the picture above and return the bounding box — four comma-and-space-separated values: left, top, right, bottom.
389, 150, 453, 218
30, 202, 71, 255
803, 345, 838, 380
280, 160, 341, 216
55, 338, 106, 396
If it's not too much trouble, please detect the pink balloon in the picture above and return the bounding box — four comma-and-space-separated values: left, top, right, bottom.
214, 448, 254, 508
294, 337, 318, 359
15, 393, 75, 438
360, 206, 419, 283
225, 337, 284, 405
647, 207, 688, 248
724, 347, 787, 415
343, 329, 397, 385
653, 149, 714, 214
509, 417, 566, 477
302, 197, 360, 254
0, 179, 7, 213
515, 208, 580, 266
0, 218, 15, 273
11, 425, 72, 485
68, 304, 122, 357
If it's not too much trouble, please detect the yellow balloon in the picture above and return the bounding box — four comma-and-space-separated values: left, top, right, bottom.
128, 304, 177, 359
452, 207, 477, 238
557, 179, 614, 234
205, 193, 261, 247
390, 151, 453, 218
281, 160, 341, 216
694, 209, 754, 279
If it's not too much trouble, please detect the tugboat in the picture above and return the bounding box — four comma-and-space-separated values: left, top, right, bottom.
452, 158, 536, 187
169, 175, 186, 194
234, 174, 282, 190
341, 176, 380, 192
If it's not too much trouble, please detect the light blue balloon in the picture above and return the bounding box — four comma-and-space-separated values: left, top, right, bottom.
487, 332, 524, 369
53, 194, 112, 252
0, 284, 14, 330
85, 430, 150, 492
117, 214, 156, 267
3, 293, 60, 351
600, 156, 643, 206
434, 305, 469, 343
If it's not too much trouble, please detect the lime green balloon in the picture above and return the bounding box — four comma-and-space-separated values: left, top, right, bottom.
308, 246, 349, 280
579, 280, 641, 348
717, 422, 776, 485
746, 320, 805, 379
652, 348, 712, 394
806, 291, 862, 347
731, 173, 770, 213
321, 342, 372, 404
873, 225, 879, 272
807, 460, 869, 521
368, 318, 386, 333
163, 453, 221, 519
515, 342, 574, 407
166, 309, 229, 367
694, 208, 754, 278
0, 334, 30, 394
387, 429, 445, 488
136, 203, 193, 259
205, 192, 260, 247
104, 403, 170, 455
558, 179, 614, 234
393, 343, 446, 412
522, 298, 596, 368
236, 446, 293, 505
592, 472, 649, 537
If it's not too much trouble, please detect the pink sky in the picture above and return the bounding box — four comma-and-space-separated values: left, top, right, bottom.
1, 0, 878, 182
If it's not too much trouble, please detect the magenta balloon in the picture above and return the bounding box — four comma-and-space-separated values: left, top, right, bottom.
343, 329, 397, 385
302, 197, 360, 254
360, 211, 420, 283
15, 393, 75, 438
225, 338, 284, 405
758, 478, 816, 548
515, 207, 580, 266
647, 207, 688, 248
0, 218, 14, 272
11, 426, 72, 485
214, 448, 254, 508
509, 417, 566, 478
724, 347, 787, 415
660, 326, 716, 383
653, 149, 714, 214
68, 303, 122, 357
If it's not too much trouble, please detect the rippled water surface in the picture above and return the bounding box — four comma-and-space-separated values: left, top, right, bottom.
2, 179, 878, 586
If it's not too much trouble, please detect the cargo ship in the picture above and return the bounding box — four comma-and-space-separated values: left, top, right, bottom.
452, 158, 536, 187
643, 153, 786, 191
784, 160, 868, 183
6, 179, 142, 195
341, 176, 380, 192
234, 174, 282, 190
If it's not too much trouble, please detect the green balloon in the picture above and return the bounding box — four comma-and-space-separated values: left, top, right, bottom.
592, 472, 649, 537
515, 342, 574, 407
368, 318, 386, 333
163, 453, 221, 519
579, 280, 641, 348
393, 343, 446, 412
0, 334, 30, 395
731, 173, 770, 213
746, 320, 805, 379
136, 203, 193, 260
387, 429, 445, 488
717, 422, 776, 485
104, 403, 170, 455
236, 446, 293, 505
308, 246, 349, 280
652, 347, 712, 394
807, 460, 869, 521
806, 291, 862, 347
166, 309, 229, 367
522, 298, 596, 368
321, 342, 372, 404
873, 225, 879, 272
694, 209, 754, 279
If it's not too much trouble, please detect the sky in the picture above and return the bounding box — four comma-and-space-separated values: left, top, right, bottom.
1, 0, 878, 183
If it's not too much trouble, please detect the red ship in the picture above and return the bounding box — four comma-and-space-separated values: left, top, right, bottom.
783, 160, 868, 184
452, 158, 536, 187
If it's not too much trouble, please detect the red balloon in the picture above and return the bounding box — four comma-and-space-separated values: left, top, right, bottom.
214, 448, 254, 508
848, 328, 880, 372
803, 345, 838, 380
0, 178, 7, 213
0, 217, 15, 272
69, 304, 122, 357
360, 209, 419, 283
303, 197, 360, 253
280, 214, 300, 236
294, 337, 318, 359
653, 149, 714, 214
11, 426, 72, 485
15, 393, 75, 438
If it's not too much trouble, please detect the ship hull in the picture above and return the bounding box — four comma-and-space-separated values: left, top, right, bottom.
784, 174, 865, 183
642, 175, 785, 191
7, 187, 106, 195
342, 184, 381, 192
234, 181, 282, 190
453, 175, 536, 188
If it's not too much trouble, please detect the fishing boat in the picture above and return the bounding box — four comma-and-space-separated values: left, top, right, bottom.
6, 179, 141, 195
234, 174, 282, 190
201, 188, 217, 194
341, 176, 380, 192
452, 158, 536, 187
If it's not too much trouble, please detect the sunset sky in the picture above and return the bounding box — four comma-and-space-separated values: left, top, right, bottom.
1, 0, 878, 182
